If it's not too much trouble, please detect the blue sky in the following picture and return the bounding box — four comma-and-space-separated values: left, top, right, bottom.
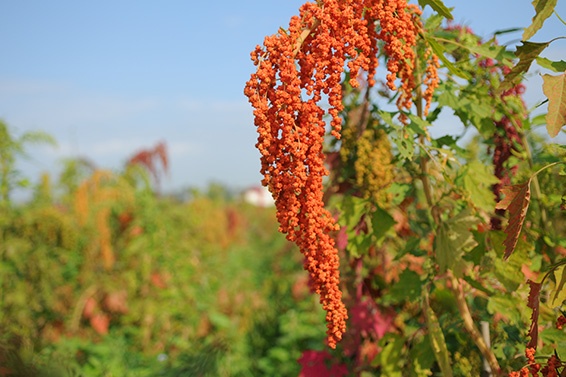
1, 1, 564, 195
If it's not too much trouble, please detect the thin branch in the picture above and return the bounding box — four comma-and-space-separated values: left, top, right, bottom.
449, 273, 501, 375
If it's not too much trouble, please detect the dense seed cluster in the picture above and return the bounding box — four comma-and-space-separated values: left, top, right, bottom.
244, 0, 435, 348
351, 128, 394, 206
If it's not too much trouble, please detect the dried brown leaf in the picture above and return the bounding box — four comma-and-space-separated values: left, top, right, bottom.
526, 279, 542, 349
542, 72, 566, 138
495, 181, 532, 259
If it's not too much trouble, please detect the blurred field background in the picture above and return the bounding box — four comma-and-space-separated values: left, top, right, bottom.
0, 127, 327, 376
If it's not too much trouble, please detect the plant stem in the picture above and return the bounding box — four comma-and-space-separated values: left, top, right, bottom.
414, 72, 501, 375
448, 273, 501, 375
520, 134, 550, 227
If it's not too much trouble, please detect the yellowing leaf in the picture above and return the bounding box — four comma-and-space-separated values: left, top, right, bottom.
523, 0, 558, 40
551, 265, 566, 307
542, 73, 566, 138
424, 293, 453, 377
495, 181, 532, 259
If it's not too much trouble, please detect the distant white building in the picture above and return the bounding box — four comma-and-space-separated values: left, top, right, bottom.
243, 185, 274, 207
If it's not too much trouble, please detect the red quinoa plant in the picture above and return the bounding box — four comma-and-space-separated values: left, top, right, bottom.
246, 0, 566, 375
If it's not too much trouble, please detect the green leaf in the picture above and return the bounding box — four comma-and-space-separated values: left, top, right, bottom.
494, 27, 524, 37
338, 195, 367, 229
387, 183, 411, 206
374, 334, 405, 375
552, 265, 566, 306
407, 114, 432, 136
492, 231, 529, 291
424, 293, 453, 377
487, 295, 522, 324
389, 270, 423, 303
436, 82, 461, 109
466, 43, 515, 65
458, 160, 500, 211
337, 196, 372, 258
390, 128, 415, 160
370, 205, 396, 244
435, 209, 479, 273
523, 0, 558, 40
379, 111, 415, 159
540, 327, 566, 348
409, 335, 435, 377
536, 57, 566, 72
499, 41, 550, 95
348, 233, 373, 259
542, 72, 566, 137
426, 36, 471, 80
418, 0, 453, 19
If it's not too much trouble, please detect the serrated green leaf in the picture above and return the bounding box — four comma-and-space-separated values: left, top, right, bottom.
523, 0, 558, 40
424, 293, 453, 377
391, 130, 415, 160
436, 86, 461, 110
387, 183, 411, 206
407, 114, 432, 136
426, 36, 471, 80
378, 110, 395, 126
418, 0, 453, 19
379, 110, 416, 159
370, 206, 396, 244
542, 72, 566, 137
458, 161, 500, 211
499, 41, 550, 95
435, 209, 479, 273
536, 57, 566, 72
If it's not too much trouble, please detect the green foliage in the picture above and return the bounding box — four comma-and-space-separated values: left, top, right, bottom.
424, 292, 453, 377
499, 41, 550, 94
0, 131, 325, 375
0, 120, 56, 207
1, 0, 566, 376
314, 1, 566, 375
417, 0, 453, 19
